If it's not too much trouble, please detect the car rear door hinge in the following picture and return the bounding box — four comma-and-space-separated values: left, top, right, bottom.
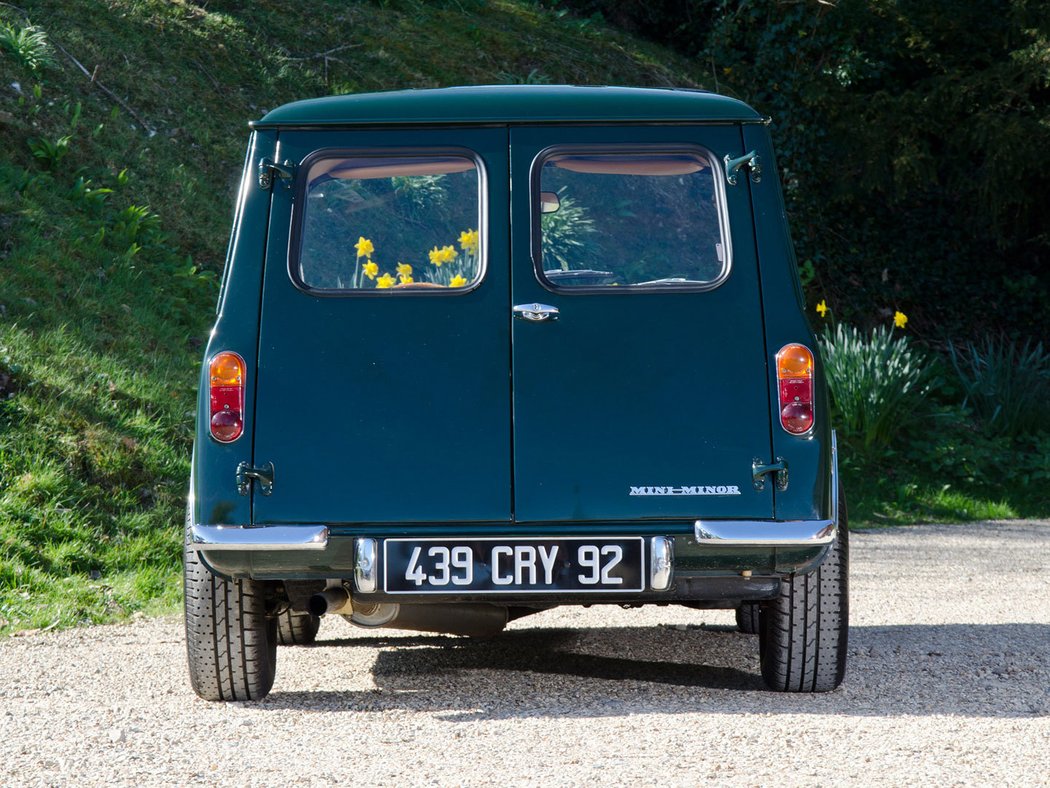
724, 150, 761, 185
258, 157, 295, 190
752, 457, 788, 492
237, 461, 275, 496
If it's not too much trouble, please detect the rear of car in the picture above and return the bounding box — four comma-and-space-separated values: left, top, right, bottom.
185, 86, 847, 701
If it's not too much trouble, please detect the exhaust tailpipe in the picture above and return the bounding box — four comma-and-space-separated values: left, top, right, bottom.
347, 602, 508, 638
308, 587, 353, 616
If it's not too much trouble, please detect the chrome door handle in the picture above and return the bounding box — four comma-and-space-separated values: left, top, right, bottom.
512, 303, 559, 322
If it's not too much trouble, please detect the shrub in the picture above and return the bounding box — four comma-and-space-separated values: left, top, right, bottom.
948, 337, 1050, 437
819, 324, 938, 450
0, 21, 54, 71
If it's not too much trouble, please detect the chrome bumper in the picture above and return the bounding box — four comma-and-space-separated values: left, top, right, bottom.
695, 430, 839, 546
188, 524, 329, 551
693, 519, 835, 545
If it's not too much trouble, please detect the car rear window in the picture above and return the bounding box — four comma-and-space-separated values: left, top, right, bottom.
294, 153, 483, 293
534, 148, 729, 291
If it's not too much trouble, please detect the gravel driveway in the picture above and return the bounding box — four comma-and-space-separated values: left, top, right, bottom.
2, 521, 1048, 786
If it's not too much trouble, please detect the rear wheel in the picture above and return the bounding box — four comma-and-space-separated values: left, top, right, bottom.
759, 485, 849, 692
184, 535, 277, 702
276, 609, 320, 646
735, 602, 761, 634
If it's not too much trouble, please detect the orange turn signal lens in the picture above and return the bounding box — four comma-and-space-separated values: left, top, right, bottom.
776, 343, 813, 378
210, 352, 245, 387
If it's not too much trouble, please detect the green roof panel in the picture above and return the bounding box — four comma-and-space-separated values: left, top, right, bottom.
254, 85, 763, 128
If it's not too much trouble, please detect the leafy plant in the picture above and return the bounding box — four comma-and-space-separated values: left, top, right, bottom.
27, 135, 71, 170
820, 323, 938, 450
497, 68, 552, 84
947, 337, 1050, 437
0, 21, 54, 71
539, 190, 598, 271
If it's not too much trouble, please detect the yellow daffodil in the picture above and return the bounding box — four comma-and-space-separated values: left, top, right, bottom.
376, 273, 395, 289
816, 300, 828, 318
449, 274, 468, 288
354, 236, 374, 259
361, 260, 378, 280
396, 262, 412, 277
894, 311, 908, 329
429, 245, 456, 266
458, 228, 479, 254
398, 273, 414, 284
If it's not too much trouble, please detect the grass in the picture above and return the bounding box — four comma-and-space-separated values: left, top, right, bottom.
0, 0, 707, 634
845, 474, 1020, 527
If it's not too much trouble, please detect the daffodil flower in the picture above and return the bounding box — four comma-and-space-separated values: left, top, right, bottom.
894, 311, 908, 329
355, 236, 374, 259
816, 300, 828, 318
362, 260, 378, 280
398, 273, 414, 284
449, 274, 468, 288
429, 245, 457, 266
458, 228, 479, 255
396, 262, 412, 277
376, 273, 395, 289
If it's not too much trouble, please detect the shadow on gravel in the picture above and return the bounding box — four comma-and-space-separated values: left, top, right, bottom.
261, 623, 1050, 720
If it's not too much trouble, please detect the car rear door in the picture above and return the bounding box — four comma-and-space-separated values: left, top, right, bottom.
251, 127, 511, 524
509, 124, 774, 522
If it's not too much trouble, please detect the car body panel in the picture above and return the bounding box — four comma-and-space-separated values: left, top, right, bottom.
251, 127, 513, 525
191, 87, 836, 603
253, 85, 763, 129
508, 124, 774, 522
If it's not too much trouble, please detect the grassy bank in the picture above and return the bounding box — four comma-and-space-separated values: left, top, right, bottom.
0, 0, 705, 634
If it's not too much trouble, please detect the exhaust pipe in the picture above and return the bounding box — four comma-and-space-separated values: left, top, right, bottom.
308, 587, 353, 616
347, 602, 508, 638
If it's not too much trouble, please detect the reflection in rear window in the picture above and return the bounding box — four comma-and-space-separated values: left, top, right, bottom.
537, 150, 729, 290
297, 155, 482, 292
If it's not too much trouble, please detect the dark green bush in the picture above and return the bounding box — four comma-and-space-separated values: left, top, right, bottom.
557, 0, 1050, 344
948, 337, 1050, 437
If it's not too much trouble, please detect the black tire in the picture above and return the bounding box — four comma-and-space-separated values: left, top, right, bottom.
276, 609, 320, 646
735, 602, 761, 634
759, 485, 849, 692
184, 534, 277, 702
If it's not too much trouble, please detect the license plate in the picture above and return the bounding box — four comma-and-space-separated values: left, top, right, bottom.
383, 537, 645, 594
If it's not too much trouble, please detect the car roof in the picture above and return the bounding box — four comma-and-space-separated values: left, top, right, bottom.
252, 85, 764, 128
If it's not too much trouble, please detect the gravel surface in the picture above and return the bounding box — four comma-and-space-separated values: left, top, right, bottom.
2, 521, 1049, 786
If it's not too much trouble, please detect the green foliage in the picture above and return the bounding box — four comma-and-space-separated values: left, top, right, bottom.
27, 134, 70, 169
498, 68, 552, 84
557, 0, 1050, 344
819, 323, 938, 450
0, 20, 54, 71
947, 337, 1050, 438
539, 190, 598, 271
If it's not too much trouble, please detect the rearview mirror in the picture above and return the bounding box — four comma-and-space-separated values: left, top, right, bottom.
539, 191, 560, 214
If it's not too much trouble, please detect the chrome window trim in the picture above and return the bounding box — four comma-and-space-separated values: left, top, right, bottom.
287, 146, 488, 298
528, 143, 733, 295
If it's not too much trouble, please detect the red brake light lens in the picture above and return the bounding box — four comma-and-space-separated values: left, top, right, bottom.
209, 351, 245, 443
776, 343, 814, 435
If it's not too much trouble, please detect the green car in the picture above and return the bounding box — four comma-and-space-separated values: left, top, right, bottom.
185, 85, 847, 701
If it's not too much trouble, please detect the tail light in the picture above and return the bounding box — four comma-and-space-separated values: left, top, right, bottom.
776, 343, 814, 435
209, 351, 245, 443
